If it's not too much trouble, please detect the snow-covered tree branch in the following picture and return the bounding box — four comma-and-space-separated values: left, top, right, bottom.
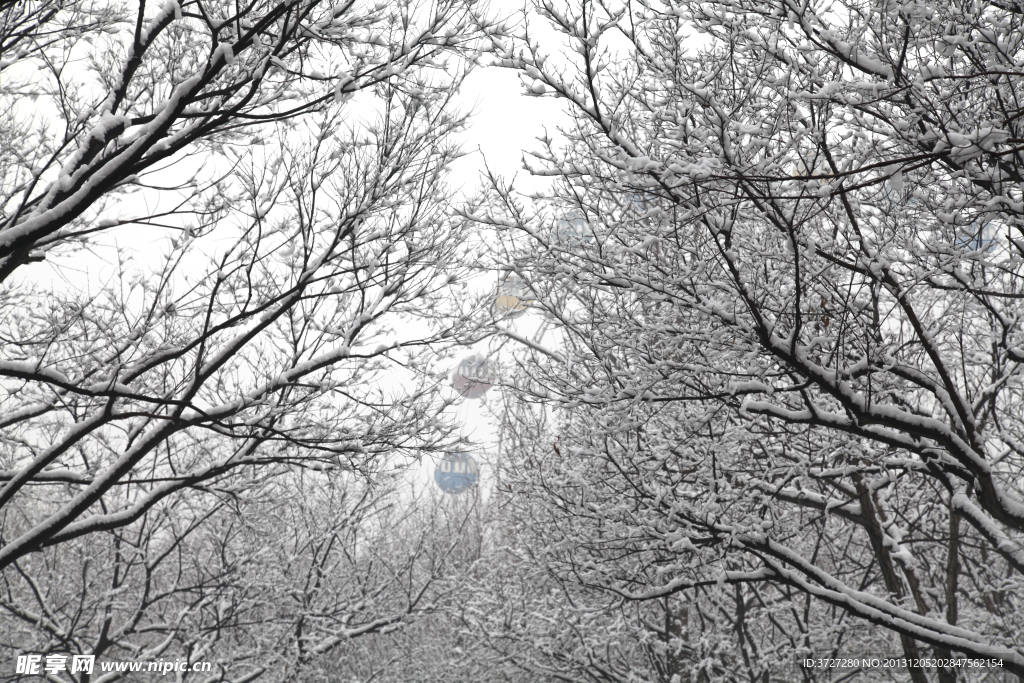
474, 0, 1024, 678
0, 0, 489, 571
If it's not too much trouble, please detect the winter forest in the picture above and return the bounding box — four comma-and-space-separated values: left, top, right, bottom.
1, 0, 1023, 680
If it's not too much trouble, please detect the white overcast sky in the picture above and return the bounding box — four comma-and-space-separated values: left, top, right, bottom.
451, 65, 569, 194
